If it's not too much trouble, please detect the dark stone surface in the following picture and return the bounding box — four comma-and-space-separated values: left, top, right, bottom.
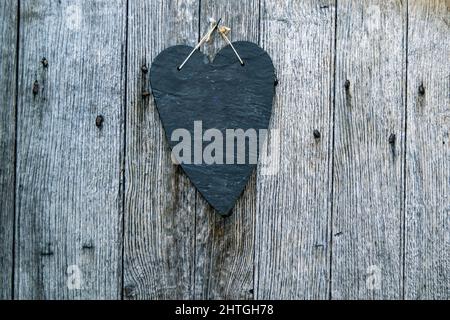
150, 41, 275, 215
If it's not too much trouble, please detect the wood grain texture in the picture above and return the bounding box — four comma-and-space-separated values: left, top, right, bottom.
404, 0, 449, 300
14, 0, 125, 299
193, 0, 260, 300
255, 0, 335, 299
332, 0, 406, 299
123, 0, 199, 299
0, 0, 17, 300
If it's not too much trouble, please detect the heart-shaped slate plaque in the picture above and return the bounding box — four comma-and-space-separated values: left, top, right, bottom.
150, 41, 275, 215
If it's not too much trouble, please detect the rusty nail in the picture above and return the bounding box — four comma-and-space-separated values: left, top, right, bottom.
388, 133, 396, 144
418, 83, 425, 95
141, 65, 148, 74
41, 57, 49, 68
313, 129, 321, 139
142, 91, 151, 98
95, 115, 104, 128
344, 79, 350, 90
32, 80, 39, 95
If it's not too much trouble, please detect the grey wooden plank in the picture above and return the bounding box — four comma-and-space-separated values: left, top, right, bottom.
255, 0, 335, 299
193, 0, 260, 300
0, 0, 18, 300
404, 0, 449, 300
195, 175, 256, 299
15, 0, 126, 299
123, 0, 199, 299
331, 0, 406, 299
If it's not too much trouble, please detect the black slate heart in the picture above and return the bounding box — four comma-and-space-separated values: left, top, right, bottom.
150, 41, 275, 215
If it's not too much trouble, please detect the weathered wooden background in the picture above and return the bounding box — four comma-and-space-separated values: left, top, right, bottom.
0, 0, 448, 300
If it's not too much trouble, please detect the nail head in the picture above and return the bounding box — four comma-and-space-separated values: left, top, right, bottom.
32, 80, 39, 95
344, 79, 350, 89
418, 83, 425, 95
41, 57, 49, 68
388, 133, 396, 144
95, 115, 104, 128
313, 129, 321, 139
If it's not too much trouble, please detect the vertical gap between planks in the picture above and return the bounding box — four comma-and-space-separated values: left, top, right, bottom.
257, 0, 261, 46
197, 0, 202, 42
252, 0, 262, 299
12, 0, 21, 300
401, 0, 409, 300
327, 0, 338, 300
120, 0, 129, 300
